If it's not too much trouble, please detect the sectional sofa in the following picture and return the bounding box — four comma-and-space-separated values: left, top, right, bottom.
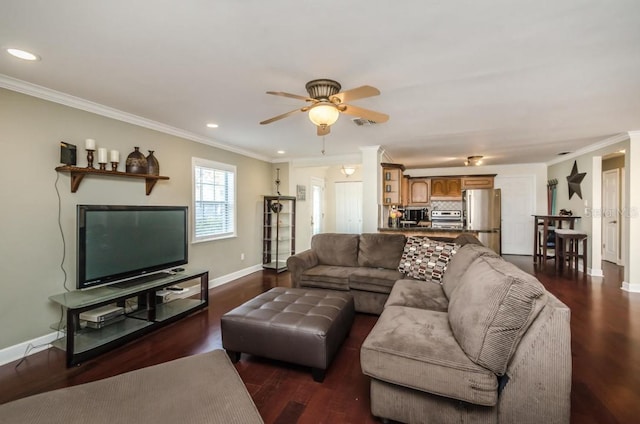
287, 233, 571, 424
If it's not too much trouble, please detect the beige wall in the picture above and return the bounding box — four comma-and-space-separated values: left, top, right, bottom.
0, 88, 271, 350
603, 155, 625, 171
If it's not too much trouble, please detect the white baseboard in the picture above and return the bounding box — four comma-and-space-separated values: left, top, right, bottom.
621, 281, 640, 293
0, 264, 265, 367
209, 263, 263, 288
588, 267, 604, 277
0, 332, 61, 367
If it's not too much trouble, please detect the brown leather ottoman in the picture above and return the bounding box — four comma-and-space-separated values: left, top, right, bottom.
221, 287, 355, 382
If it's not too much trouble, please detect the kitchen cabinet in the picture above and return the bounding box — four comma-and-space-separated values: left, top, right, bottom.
431, 178, 462, 200
401, 176, 410, 206
461, 176, 494, 189
408, 178, 430, 205
381, 163, 405, 205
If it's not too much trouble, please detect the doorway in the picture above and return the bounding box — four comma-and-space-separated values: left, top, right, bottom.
494, 175, 535, 255
602, 169, 620, 263
335, 181, 363, 233
310, 177, 325, 236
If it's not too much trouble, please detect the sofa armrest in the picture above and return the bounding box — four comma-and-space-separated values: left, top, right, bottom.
287, 250, 319, 287
498, 294, 571, 423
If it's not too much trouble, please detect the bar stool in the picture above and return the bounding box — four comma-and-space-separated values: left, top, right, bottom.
555, 229, 588, 274
537, 225, 556, 262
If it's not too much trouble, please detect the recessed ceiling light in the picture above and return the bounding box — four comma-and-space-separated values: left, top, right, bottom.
277, 150, 286, 154
206, 123, 219, 128
6, 48, 40, 61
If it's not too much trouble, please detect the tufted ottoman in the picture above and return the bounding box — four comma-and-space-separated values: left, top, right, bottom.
221, 287, 355, 382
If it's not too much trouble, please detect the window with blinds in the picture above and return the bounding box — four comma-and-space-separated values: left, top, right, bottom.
192, 158, 236, 242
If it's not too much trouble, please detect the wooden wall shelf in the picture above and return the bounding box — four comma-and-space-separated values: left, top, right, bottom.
55, 166, 169, 195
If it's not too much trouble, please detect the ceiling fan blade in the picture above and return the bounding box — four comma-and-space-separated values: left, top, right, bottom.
317, 125, 331, 136
260, 108, 304, 125
339, 104, 389, 123
266, 91, 314, 102
331, 85, 380, 103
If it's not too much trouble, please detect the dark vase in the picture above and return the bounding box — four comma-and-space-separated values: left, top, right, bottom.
126, 147, 148, 174
146, 150, 160, 176
270, 202, 283, 213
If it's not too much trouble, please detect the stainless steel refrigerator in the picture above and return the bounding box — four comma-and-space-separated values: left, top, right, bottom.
462, 188, 501, 254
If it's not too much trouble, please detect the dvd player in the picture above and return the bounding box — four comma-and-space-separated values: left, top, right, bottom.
79, 305, 124, 322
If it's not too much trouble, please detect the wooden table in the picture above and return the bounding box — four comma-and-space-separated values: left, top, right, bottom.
532, 215, 581, 263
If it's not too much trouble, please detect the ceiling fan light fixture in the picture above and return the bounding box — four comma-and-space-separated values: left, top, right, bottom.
308, 102, 340, 127
465, 155, 483, 166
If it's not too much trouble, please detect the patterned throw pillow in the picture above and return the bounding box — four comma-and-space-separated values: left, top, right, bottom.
398, 236, 459, 283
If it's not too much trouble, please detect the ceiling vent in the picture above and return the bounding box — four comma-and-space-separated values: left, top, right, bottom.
351, 117, 377, 126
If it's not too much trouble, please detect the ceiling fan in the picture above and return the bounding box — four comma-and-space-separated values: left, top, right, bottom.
260, 79, 389, 136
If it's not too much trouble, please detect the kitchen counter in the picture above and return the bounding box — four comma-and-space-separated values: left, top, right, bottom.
378, 226, 487, 239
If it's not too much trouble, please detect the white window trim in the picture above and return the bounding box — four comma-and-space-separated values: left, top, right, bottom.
191, 157, 237, 243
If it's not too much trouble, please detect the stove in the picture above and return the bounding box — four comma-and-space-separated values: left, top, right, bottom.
430, 210, 463, 229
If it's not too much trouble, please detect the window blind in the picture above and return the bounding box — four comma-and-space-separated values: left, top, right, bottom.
193, 158, 236, 241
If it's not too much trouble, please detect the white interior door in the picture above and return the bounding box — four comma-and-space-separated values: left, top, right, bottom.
602, 169, 620, 263
335, 181, 363, 234
311, 177, 324, 235
494, 175, 535, 255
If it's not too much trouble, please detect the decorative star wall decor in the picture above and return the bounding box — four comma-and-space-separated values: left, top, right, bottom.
566, 160, 586, 199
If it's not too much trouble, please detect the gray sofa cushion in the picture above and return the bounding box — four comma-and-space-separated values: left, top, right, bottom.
453, 233, 484, 246
358, 233, 407, 270
384, 279, 448, 312
299, 265, 354, 290
348, 268, 404, 294
448, 256, 548, 375
311, 233, 360, 267
442, 243, 500, 299
361, 305, 499, 406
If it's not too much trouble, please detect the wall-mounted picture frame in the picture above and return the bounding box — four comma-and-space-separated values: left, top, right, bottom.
296, 184, 306, 201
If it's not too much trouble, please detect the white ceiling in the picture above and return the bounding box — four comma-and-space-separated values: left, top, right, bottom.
1, 1, 638, 168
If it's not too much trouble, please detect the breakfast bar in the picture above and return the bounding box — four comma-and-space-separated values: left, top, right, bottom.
378, 227, 481, 239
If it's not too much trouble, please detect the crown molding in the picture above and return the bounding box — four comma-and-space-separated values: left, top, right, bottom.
545, 133, 630, 166
0, 74, 271, 162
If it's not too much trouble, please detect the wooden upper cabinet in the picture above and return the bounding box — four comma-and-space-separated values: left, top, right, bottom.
446, 178, 461, 197
409, 178, 430, 205
381, 164, 404, 205
431, 178, 461, 199
461, 176, 494, 189
401, 176, 410, 205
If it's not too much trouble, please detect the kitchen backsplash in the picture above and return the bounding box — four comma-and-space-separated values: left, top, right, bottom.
431, 200, 462, 211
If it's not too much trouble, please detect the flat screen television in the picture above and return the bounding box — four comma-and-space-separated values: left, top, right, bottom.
77, 205, 188, 290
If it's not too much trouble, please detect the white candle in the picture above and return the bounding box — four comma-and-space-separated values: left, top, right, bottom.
110, 150, 120, 162
97, 148, 108, 163
85, 138, 96, 150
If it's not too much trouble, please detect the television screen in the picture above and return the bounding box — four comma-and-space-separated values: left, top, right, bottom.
77, 205, 188, 289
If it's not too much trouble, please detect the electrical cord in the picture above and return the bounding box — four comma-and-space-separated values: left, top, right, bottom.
54, 171, 70, 292
16, 172, 69, 368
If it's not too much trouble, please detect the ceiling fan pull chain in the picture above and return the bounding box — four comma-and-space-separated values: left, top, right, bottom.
321, 136, 326, 155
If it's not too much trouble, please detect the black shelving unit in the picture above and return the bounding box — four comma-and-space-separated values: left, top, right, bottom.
262, 196, 296, 272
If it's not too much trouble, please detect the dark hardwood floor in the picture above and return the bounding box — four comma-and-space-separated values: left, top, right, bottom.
1, 257, 639, 423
